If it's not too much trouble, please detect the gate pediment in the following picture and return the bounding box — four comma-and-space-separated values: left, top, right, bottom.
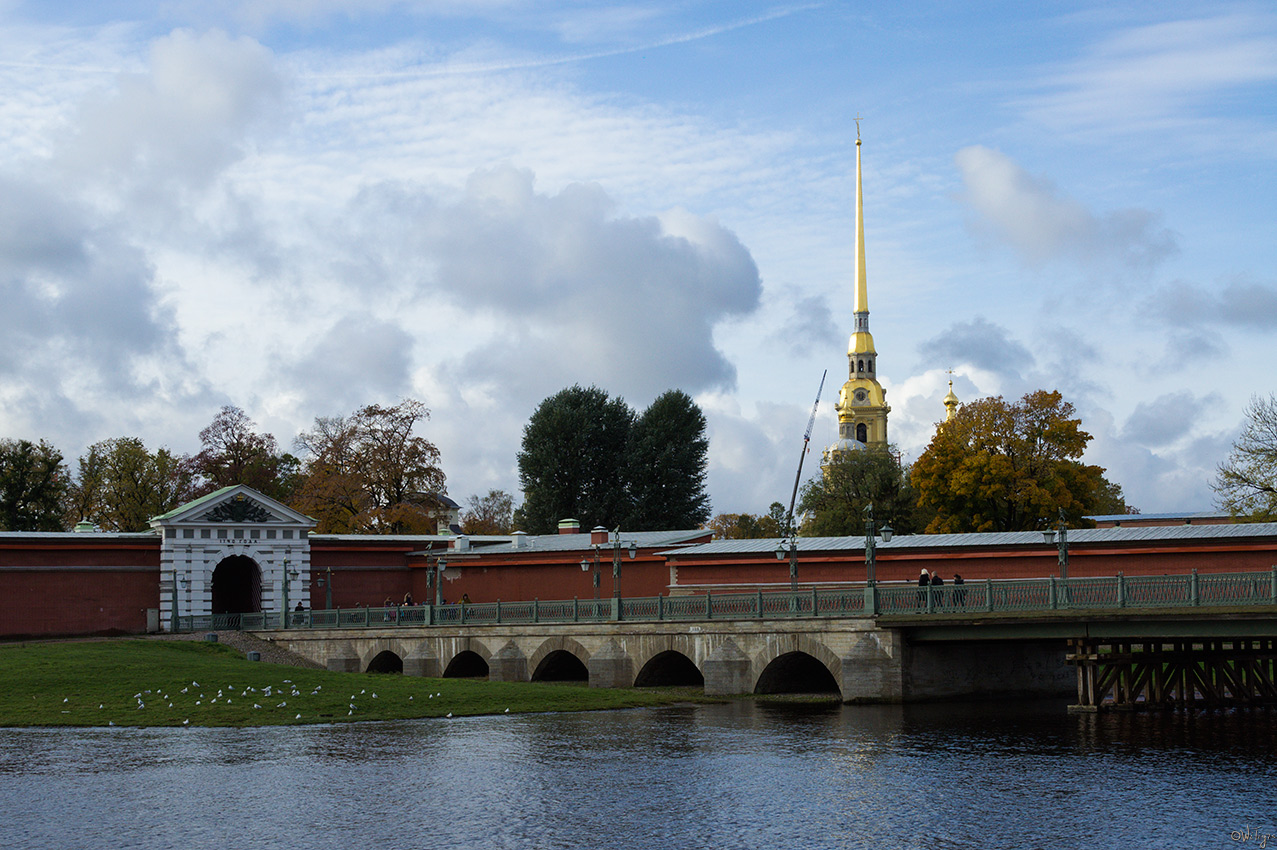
151, 485, 315, 528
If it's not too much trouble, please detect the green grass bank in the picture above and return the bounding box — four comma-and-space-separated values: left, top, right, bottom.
0, 639, 712, 728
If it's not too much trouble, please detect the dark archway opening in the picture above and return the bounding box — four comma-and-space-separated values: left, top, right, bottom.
755, 651, 841, 696
856, 423, 868, 443
531, 650, 589, 682
635, 651, 704, 688
211, 555, 262, 614
443, 650, 489, 678
367, 650, 404, 674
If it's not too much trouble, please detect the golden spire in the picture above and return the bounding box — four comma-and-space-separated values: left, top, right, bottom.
853, 117, 868, 321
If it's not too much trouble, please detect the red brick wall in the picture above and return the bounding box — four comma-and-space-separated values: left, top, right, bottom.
0, 568, 159, 638
426, 555, 673, 605
672, 543, 1277, 590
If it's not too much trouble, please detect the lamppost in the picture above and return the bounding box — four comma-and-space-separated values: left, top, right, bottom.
604, 529, 638, 602
1042, 508, 1069, 580
170, 572, 188, 633
428, 556, 447, 607
280, 561, 298, 628
314, 564, 334, 610
774, 537, 799, 591
863, 504, 893, 585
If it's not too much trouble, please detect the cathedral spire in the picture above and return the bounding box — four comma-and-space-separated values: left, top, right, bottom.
853, 128, 869, 331
826, 125, 890, 463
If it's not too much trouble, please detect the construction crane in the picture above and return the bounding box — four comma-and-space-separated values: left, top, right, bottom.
784, 369, 826, 539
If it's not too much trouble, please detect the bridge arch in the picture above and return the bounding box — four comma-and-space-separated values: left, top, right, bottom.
443, 648, 490, 678
634, 650, 704, 688
752, 636, 842, 697
529, 638, 591, 682
366, 649, 404, 674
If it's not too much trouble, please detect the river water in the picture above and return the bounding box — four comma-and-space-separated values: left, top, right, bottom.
3, 699, 1275, 850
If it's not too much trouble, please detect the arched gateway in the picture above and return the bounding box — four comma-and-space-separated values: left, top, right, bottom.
211, 555, 262, 614
150, 485, 317, 632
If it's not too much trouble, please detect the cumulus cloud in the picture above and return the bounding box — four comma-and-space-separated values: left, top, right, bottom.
328, 165, 762, 406
57, 28, 284, 192
767, 292, 841, 357
1120, 393, 1220, 448
916, 317, 1035, 383
284, 314, 416, 414
1149, 277, 1277, 331
0, 174, 170, 382
955, 145, 1177, 271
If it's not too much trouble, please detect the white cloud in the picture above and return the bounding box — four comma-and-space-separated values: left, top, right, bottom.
56, 28, 284, 192
954, 145, 1176, 271
1020, 12, 1277, 137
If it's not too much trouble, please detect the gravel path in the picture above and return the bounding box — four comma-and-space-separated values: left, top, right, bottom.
150, 631, 323, 669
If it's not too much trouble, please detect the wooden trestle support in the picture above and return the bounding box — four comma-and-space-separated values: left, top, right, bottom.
1067, 637, 1277, 712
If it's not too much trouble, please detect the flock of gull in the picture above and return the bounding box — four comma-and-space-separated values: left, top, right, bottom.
65, 677, 478, 726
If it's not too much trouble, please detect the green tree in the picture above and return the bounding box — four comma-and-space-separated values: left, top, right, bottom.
707, 502, 786, 539
68, 437, 198, 531
626, 390, 711, 530
0, 439, 68, 531
294, 400, 447, 533
462, 489, 515, 535
517, 385, 634, 534
798, 447, 919, 536
1214, 393, 1277, 521
910, 390, 1108, 533
191, 406, 300, 501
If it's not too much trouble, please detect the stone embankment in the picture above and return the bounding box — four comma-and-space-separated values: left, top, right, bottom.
153, 631, 323, 669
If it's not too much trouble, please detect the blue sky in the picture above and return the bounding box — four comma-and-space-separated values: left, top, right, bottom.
1, 1, 1274, 518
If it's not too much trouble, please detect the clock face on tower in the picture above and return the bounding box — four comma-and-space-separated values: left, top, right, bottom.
854, 389, 868, 403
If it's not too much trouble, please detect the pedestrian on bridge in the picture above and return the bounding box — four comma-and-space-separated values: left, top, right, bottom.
953, 574, 966, 607
918, 570, 930, 609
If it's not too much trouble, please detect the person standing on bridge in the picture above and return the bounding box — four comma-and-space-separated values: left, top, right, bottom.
953, 574, 966, 607
930, 571, 945, 609
918, 570, 930, 609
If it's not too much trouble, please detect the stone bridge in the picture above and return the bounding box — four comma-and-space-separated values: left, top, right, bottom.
260, 618, 1072, 703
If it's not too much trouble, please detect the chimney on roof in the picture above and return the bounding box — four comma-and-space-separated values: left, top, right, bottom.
558, 518, 581, 535
512, 531, 529, 549
591, 526, 608, 545
452, 534, 469, 551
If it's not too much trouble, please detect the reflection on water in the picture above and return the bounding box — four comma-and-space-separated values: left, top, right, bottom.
3, 700, 1275, 850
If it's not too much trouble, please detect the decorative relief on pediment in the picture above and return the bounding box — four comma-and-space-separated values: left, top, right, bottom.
201, 494, 273, 523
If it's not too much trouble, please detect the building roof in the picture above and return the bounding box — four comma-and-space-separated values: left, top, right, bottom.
664, 522, 1277, 557
1085, 511, 1232, 522
454, 529, 710, 557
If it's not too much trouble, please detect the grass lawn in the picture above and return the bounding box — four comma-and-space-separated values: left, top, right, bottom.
0, 639, 713, 728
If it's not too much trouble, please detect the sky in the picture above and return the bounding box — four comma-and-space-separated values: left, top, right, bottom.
1, 1, 1275, 519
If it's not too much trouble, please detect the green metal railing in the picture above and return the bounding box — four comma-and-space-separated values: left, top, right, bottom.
173, 568, 1277, 633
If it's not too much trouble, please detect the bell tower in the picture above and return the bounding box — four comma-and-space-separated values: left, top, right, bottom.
830, 127, 890, 458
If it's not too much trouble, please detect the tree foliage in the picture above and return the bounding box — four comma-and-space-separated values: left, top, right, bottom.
516, 386, 713, 534
1214, 393, 1277, 521
707, 502, 786, 540
798, 447, 920, 537
462, 489, 515, 535
626, 390, 712, 530
517, 386, 634, 534
293, 400, 446, 533
910, 390, 1108, 533
191, 406, 299, 501
0, 439, 68, 531
67, 437, 198, 532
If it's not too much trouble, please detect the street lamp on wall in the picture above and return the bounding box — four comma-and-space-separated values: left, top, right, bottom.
1042, 508, 1069, 580
774, 537, 798, 591
580, 554, 601, 599
314, 564, 333, 610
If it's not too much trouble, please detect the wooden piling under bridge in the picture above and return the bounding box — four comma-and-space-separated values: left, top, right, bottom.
1067, 637, 1277, 712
